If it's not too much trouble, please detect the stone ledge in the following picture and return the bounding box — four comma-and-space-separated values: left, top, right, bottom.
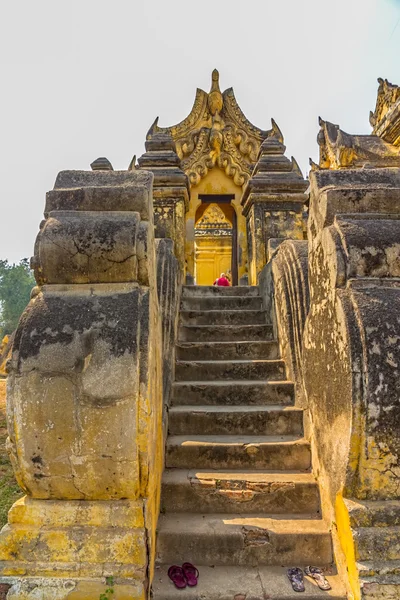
1, 577, 145, 600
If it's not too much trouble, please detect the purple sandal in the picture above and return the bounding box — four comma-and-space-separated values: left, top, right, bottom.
168, 565, 187, 589
287, 567, 305, 592
182, 562, 199, 587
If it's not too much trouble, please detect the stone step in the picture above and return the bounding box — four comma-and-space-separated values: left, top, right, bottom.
161, 470, 320, 515
152, 565, 346, 600
179, 324, 273, 342
182, 285, 260, 297
357, 559, 400, 577
180, 310, 268, 326
171, 380, 295, 406
356, 526, 400, 561
175, 360, 286, 382
359, 574, 400, 596
347, 499, 400, 528
166, 435, 311, 470
176, 340, 279, 361
156, 513, 333, 566
180, 295, 263, 311
168, 405, 304, 436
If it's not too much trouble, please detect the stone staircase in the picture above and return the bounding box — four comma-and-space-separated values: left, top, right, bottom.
152, 285, 347, 599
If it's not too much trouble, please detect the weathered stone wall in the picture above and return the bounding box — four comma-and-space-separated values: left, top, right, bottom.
303, 168, 400, 599
304, 168, 400, 500
0, 169, 181, 599
260, 239, 309, 406
155, 238, 181, 438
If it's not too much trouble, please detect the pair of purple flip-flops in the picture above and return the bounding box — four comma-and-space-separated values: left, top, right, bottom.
287, 567, 331, 592
168, 563, 199, 589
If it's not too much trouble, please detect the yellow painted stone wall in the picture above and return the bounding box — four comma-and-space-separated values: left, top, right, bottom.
185, 168, 247, 284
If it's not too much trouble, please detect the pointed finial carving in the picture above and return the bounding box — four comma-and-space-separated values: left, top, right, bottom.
208, 69, 223, 116
128, 155, 137, 171
211, 69, 220, 90
291, 156, 303, 177
146, 117, 159, 140
270, 119, 284, 144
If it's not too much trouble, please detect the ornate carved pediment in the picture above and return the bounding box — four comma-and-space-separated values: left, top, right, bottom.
149, 70, 279, 187
195, 203, 233, 237
195, 203, 233, 229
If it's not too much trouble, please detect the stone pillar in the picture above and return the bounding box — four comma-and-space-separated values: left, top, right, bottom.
0, 170, 163, 599
138, 127, 189, 276
241, 134, 308, 285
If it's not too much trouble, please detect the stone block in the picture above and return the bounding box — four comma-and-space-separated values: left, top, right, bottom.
309, 167, 400, 196
0, 497, 146, 583
46, 185, 151, 218
33, 212, 141, 284
7, 284, 143, 500
331, 217, 400, 280
315, 187, 400, 229
54, 169, 152, 193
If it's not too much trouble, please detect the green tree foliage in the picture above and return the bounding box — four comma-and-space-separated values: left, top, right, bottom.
0, 259, 35, 337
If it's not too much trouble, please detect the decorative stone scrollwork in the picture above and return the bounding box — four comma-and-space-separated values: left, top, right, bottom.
316, 115, 400, 170
370, 78, 400, 146
194, 228, 232, 237
370, 78, 400, 129
314, 78, 400, 170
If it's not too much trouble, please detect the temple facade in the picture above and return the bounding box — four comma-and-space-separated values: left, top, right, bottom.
138, 69, 308, 287
0, 72, 399, 600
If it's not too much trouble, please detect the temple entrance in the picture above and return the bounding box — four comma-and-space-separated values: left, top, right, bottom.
194, 195, 238, 286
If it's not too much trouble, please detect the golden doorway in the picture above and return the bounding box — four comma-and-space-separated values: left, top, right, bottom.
194, 198, 238, 286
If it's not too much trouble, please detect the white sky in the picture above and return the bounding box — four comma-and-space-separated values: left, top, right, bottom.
0, 0, 399, 263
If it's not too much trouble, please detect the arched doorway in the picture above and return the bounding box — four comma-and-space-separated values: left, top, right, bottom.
194, 196, 238, 285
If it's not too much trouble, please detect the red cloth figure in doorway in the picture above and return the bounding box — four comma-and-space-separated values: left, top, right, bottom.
213, 273, 231, 286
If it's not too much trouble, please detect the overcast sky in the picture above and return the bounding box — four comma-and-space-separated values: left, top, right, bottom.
0, 0, 399, 263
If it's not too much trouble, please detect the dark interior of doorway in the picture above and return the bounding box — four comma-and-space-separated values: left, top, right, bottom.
198, 194, 238, 286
